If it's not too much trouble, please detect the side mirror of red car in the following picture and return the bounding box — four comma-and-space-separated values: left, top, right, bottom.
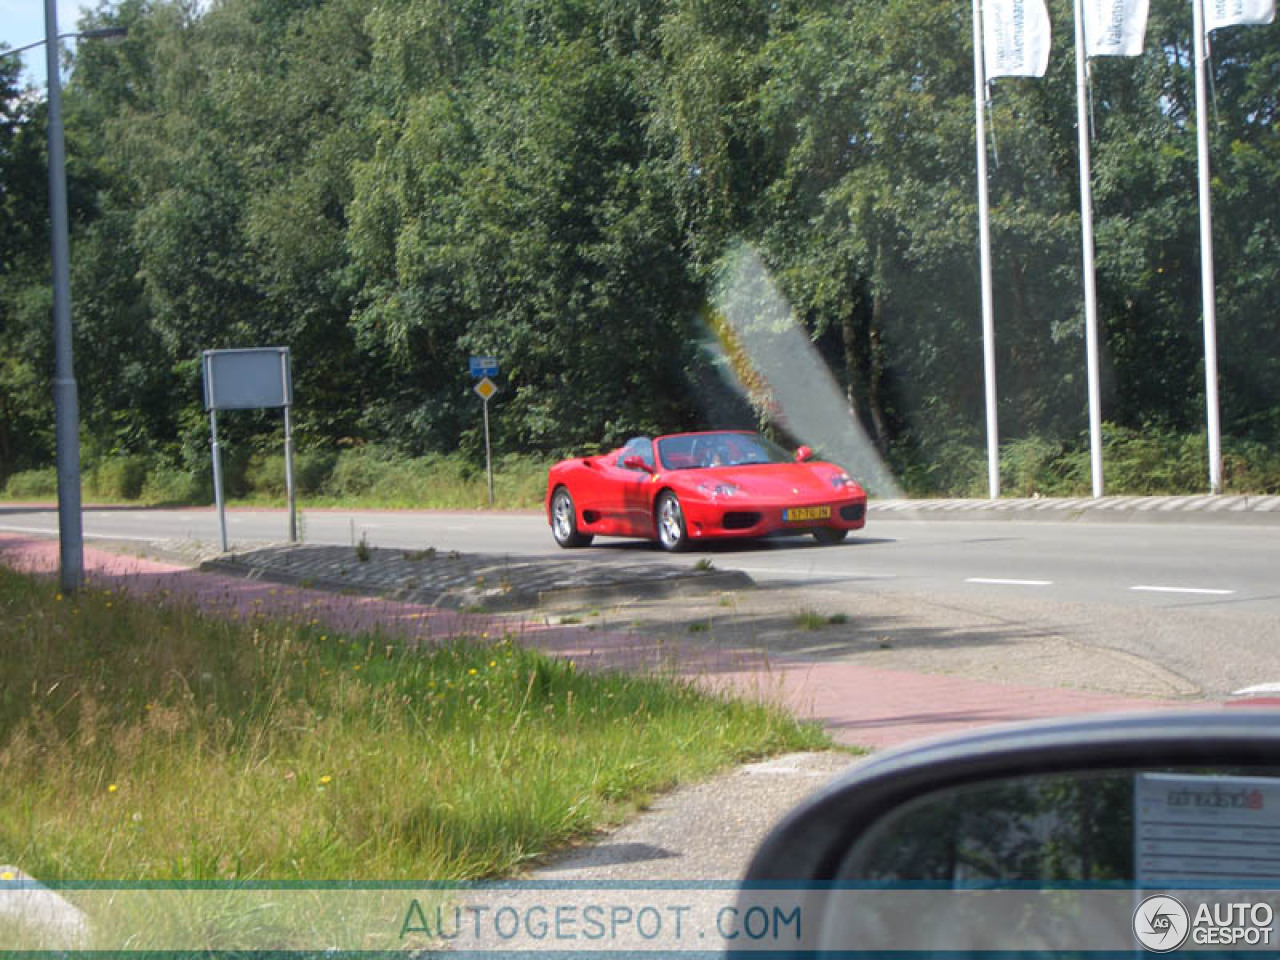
795, 445, 814, 462
622, 455, 653, 473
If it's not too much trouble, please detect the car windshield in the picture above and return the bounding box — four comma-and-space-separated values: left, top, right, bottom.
656, 432, 791, 470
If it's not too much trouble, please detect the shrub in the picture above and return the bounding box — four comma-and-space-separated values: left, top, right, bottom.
895, 425, 1280, 498
999, 436, 1065, 497
1223, 439, 1280, 494
86, 455, 150, 501
1, 468, 58, 500
322, 446, 400, 498
899, 437, 987, 498
294, 449, 338, 495
142, 465, 212, 505
314, 448, 548, 508
243, 452, 286, 499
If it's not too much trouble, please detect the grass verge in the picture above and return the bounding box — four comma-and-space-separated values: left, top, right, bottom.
0, 567, 829, 883
0, 449, 552, 510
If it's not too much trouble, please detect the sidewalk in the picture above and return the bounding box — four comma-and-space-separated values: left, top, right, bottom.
0, 532, 1186, 750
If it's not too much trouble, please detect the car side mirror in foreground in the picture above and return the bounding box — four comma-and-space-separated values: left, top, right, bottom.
622, 455, 653, 473
736, 710, 1280, 957
795, 445, 814, 462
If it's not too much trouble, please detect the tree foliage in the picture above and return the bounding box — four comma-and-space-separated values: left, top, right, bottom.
2, 0, 1278, 490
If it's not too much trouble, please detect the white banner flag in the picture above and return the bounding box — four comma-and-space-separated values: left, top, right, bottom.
1206, 0, 1276, 31
1084, 0, 1150, 56
983, 0, 1052, 78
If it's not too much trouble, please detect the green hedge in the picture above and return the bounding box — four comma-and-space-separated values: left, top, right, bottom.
5, 430, 1278, 504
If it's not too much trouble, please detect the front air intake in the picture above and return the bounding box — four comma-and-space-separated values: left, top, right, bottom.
723, 512, 762, 530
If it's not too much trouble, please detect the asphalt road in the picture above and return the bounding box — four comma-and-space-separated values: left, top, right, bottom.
2, 504, 1275, 610
3, 504, 1278, 696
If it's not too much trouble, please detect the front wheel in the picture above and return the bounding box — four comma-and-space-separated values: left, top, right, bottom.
655, 491, 689, 552
550, 487, 593, 548
812, 528, 848, 545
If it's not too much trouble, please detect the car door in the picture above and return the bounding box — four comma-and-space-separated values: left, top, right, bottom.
605, 438, 658, 536
619, 438, 659, 535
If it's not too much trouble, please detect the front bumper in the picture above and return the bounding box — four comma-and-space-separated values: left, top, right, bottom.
681, 496, 867, 540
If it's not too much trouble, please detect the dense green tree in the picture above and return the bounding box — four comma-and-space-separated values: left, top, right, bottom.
0, 54, 55, 480
1, 0, 1277, 492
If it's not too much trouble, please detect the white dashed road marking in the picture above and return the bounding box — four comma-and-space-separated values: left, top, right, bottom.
1130, 585, 1235, 596
965, 577, 1053, 587
1232, 682, 1280, 696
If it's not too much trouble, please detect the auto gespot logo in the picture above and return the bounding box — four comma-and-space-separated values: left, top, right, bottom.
1133, 896, 1190, 952
1133, 895, 1276, 952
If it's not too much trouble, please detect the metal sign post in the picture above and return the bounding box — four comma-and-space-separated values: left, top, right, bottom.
209, 406, 228, 552
468, 358, 500, 508
475, 376, 498, 507
202, 347, 295, 552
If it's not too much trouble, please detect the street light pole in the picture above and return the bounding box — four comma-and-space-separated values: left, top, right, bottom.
45, 0, 84, 592
3, 17, 126, 593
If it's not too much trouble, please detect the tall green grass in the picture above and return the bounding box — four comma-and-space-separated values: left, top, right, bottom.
1, 448, 552, 509
897, 424, 1280, 498
0, 568, 828, 882
6, 428, 1280, 504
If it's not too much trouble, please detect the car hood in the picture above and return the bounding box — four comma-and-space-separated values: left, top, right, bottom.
682, 462, 856, 499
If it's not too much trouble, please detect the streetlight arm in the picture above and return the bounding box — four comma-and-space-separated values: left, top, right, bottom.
2, 27, 128, 60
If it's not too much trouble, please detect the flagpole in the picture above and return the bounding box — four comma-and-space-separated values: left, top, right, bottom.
973, 0, 1000, 500
1073, 0, 1105, 498
1192, 0, 1224, 494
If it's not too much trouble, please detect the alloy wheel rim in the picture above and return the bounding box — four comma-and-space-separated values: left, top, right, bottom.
660, 498, 681, 546
553, 494, 572, 540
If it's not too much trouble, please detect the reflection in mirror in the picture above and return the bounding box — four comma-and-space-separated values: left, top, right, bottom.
837, 768, 1280, 887
811, 768, 1280, 954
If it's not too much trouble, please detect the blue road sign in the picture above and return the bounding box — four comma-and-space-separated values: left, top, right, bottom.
468, 356, 499, 379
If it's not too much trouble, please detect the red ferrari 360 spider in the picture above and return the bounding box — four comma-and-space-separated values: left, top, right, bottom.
545, 430, 867, 551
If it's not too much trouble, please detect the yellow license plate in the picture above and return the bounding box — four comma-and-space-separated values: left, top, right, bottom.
784, 506, 831, 522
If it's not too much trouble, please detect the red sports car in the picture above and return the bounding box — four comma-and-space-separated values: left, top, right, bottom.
545, 430, 867, 551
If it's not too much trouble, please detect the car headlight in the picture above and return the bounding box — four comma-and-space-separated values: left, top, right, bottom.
828, 472, 857, 490
697, 481, 740, 498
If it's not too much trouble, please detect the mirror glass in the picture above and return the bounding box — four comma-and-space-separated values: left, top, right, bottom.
838, 766, 1280, 886
812, 768, 1280, 954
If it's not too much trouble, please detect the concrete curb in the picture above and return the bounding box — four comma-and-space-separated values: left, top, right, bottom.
869, 494, 1280, 525
0, 866, 90, 949
201, 545, 755, 613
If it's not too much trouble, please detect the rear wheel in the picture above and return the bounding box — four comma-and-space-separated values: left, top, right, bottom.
655, 491, 689, 552
550, 487, 593, 548
812, 528, 848, 545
